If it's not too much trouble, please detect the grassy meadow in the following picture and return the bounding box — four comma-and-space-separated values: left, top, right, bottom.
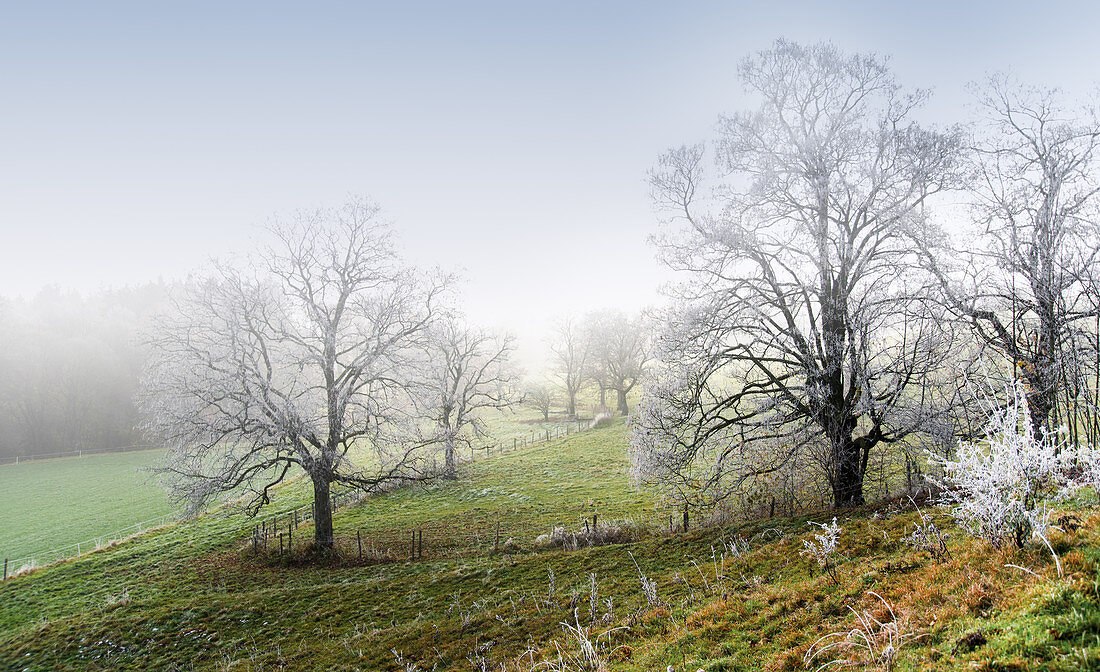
0, 449, 174, 565
0, 406, 576, 570
0, 420, 1098, 670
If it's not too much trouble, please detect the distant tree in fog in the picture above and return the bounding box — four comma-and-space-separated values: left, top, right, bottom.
140, 198, 449, 548
424, 318, 518, 479
524, 382, 555, 421
585, 310, 649, 416
549, 317, 589, 417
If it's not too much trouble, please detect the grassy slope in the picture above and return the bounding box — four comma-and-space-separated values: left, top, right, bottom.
0, 422, 1098, 671
0, 408, 570, 567
0, 449, 173, 562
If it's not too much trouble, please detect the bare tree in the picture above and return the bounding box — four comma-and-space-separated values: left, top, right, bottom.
585, 310, 649, 416
524, 382, 555, 421
549, 317, 589, 417
631, 40, 966, 510
140, 198, 448, 548
424, 318, 518, 479
583, 317, 613, 410
923, 78, 1100, 439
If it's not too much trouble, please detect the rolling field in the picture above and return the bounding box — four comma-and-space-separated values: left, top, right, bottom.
0, 408, 573, 569
0, 449, 175, 566
1, 421, 1098, 670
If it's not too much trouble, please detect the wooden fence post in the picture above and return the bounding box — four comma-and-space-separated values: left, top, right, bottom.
682, 506, 689, 532
513, 438, 517, 451
3, 558, 6, 581
357, 529, 363, 559
418, 529, 423, 559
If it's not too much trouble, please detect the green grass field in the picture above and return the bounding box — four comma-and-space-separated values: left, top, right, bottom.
0, 450, 174, 565
0, 407, 574, 569
1, 420, 1098, 671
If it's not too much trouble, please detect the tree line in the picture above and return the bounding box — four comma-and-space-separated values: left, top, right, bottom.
0, 284, 168, 459
526, 311, 651, 421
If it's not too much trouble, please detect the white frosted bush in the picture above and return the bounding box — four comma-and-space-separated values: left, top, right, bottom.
801, 517, 842, 582
931, 381, 1097, 574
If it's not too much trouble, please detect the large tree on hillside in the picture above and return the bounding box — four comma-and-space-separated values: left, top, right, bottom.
923, 79, 1100, 439
424, 318, 518, 479
630, 40, 967, 509
140, 198, 448, 548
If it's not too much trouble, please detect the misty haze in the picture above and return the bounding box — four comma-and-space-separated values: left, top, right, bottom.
4, 2, 1100, 670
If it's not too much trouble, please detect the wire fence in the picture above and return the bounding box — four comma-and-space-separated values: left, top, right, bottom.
0, 444, 160, 467
3, 512, 177, 579
2, 417, 604, 580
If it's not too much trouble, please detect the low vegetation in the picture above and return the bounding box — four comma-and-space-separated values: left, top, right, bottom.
1, 420, 1098, 670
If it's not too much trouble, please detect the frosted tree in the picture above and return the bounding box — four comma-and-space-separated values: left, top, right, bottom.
550, 317, 589, 417
631, 40, 968, 510
140, 198, 449, 548
424, 318, 518, 479
525, 382, 555, 421
585, 310, 649, 416
923, 78, 1100, 440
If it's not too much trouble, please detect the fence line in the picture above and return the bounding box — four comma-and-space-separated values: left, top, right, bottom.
246, 418, 595, 550
2, 417, 602, 580
4, 511, 177, 576
0, 444, 160, 467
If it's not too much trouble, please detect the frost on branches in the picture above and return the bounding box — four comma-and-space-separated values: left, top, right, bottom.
932, 381, 1100, 574
801, 517, 842, 582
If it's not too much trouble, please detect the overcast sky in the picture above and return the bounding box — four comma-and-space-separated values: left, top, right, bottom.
3, 1, 1099, 365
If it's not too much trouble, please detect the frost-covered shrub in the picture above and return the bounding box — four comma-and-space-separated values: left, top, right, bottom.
801, 517, 842, 582
532, 519, 647, 551
931, 382, 1095, 574
902, 501, 950, 562
628, 551, 661, 606
589, 412, 614, 429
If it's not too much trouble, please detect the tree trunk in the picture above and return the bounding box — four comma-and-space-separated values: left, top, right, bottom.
567, 393, 576, 418
444, 435, 457, 480
599, 385, 606, 408
832, 435, 865, 508
1027, 386, 1054, 443
312, 474, 334, 548
616, 388, 628, 416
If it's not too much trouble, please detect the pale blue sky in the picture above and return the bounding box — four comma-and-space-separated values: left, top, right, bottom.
2, 1, 1098, 363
